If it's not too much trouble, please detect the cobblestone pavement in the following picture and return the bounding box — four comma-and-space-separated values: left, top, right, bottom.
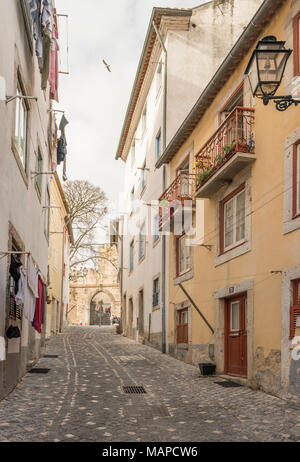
0, 326, 299, 442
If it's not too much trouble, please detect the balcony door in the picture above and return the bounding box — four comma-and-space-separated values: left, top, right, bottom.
176, 155, 190, 199
224, 294, 247, 377
219, 85, 244, 149
219, 84, 244, 123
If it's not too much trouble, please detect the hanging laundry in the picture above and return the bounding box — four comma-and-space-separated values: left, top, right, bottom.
9, 254, 22, 293
41, 0, 53, 28
41, 27, 51, 89
23, 280, 36, 323
59, 114, 69, 142
27, 255, 38, 298
62, 157, 67, 181
49, 10, 59, 102
15, 268, 26, 308
32, 276, 44, 334
57, 137, 67, 165
26, 0, 43, 60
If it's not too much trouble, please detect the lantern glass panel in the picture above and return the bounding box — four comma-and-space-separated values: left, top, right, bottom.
256, 49, 290, 96
247, 56, 259, 96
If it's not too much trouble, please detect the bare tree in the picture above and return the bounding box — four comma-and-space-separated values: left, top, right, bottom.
63, 180, 108, 269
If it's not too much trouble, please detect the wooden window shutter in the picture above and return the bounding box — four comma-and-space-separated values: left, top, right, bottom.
290, 305, 300, 340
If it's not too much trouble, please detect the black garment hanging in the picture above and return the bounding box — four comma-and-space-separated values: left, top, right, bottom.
9, 254, 22, 293
57, 138, 67, 165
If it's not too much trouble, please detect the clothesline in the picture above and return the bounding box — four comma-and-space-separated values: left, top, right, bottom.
0, 252, 45, 284
0, 251, 31, 261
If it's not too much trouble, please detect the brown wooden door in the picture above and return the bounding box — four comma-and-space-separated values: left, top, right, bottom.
177, 309, 188, 344
225, 294, 247, 377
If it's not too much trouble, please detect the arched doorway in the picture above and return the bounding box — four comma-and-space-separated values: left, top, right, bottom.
90, 289, 115, 326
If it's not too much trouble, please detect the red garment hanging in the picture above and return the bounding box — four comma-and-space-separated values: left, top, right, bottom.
33, 276, 44, 334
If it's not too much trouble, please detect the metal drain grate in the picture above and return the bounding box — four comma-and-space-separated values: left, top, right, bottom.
123, 386, 146, 394
44, 355, 58, 358
214, 381, 243, 388
29, 368, 51, 374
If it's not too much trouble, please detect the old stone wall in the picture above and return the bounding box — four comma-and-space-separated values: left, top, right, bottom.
68, 245, 120, 326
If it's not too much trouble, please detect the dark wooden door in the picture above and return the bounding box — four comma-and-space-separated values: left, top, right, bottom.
225, 294, 247, 377
138, 290, 144, 335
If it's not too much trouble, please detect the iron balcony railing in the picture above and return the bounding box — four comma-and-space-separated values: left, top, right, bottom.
158, 172, 196, 230
194, 106, 255, 190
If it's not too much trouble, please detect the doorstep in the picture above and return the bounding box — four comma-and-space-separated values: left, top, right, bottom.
217, 374, 248, 387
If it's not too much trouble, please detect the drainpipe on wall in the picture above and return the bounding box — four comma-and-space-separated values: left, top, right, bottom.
119, 219, 124, 333
60, 225, 65, 332
152, 20, 167, 354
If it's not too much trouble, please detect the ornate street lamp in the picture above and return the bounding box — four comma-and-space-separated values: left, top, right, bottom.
245, 36, 299, 111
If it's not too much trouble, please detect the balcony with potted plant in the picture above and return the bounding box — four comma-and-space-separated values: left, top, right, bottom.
194, 106, 255, 198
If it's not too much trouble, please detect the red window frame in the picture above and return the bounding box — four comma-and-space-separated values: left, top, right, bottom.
292, 139, 300, 219
293, 10, 300, 76
219, 183, 246, 255
177, 308, 188, 344
290, 279, 300, 340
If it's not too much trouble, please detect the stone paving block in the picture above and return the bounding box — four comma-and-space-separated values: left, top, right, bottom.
0, 326, 299, 442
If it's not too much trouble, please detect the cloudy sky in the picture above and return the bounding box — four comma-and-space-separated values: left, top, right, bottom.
55, 0, 205, 218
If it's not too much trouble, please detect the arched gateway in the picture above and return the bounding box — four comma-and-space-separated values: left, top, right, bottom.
89, 289, 116, 326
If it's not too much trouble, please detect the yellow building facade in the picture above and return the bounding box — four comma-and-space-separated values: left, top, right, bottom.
157, 0, 300, 397
46, 173, 73, 339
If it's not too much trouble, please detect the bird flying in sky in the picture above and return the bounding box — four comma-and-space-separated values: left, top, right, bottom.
102, 59, 111, 72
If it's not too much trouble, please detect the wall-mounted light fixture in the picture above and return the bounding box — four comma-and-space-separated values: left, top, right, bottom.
245, 36, 299, 111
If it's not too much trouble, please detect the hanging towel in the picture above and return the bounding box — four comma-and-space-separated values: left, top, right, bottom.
23, 281, 36, 323
27, 255, 38, 298
15, 268, 26, 307
49, 15, 59, 102
41, 27, 51, 89
33, 276, 43, 334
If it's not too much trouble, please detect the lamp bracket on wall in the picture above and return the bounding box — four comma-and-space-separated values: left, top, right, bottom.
200, 244, 213, 251
6, 95, 38, 104
31, 171, 54, 179
262, 95, 300, 111
48, 109, 65, 114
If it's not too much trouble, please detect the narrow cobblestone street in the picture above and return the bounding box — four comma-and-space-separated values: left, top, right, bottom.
0, 326, 299, 443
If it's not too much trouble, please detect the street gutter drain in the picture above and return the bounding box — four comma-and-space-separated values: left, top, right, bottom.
214, 381, 243, 388
29, 368, 51, 374
123, 386, 146, 394
44, 355, 58, 358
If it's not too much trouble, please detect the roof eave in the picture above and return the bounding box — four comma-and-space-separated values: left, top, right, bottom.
155, 0, 286, 169
115, 7, 192, 162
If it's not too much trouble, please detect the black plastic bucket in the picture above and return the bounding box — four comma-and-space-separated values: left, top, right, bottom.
199, 363, 216, 376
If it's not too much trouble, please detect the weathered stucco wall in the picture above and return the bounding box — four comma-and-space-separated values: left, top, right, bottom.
0, 0, 52, 399
167, 0, 300, 397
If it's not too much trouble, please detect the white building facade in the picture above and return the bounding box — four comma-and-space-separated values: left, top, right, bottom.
0, 0, 59, 399
115, 0, 264, 351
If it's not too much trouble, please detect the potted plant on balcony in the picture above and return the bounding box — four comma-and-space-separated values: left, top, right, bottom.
222, 141, 236, 156
196, 167, 213, 186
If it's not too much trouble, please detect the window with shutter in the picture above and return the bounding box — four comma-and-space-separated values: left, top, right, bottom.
290, 279, 300, 340
293, 10, 300, 76
293, 140, 300, 218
